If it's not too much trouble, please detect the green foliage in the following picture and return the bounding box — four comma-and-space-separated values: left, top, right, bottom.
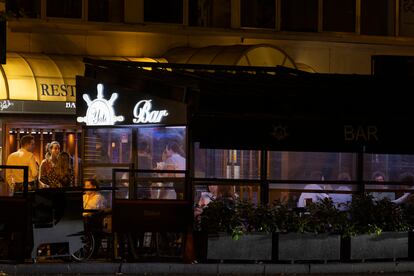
197, 192, 413, 240
199, 198, 241, 236
305, 198, 348, 234
237, 200, 276, 233
346, 193, 409, 236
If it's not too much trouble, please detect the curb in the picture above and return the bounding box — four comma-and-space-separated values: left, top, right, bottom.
1, 261, 414, 275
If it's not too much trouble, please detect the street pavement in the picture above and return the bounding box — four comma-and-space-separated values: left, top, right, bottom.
2, 260, 414, 275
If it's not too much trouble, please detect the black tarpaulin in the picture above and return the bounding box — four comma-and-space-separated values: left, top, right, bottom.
80, 59, 414, 154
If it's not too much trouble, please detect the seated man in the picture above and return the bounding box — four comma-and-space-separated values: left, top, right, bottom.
297, 184, 329, 208
370, 171, 395, 201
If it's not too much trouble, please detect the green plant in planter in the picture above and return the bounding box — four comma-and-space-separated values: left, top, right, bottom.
305, 198, 348, 234
375, 197, 409, 232
199, 197, 243, 240
270, 198, 347, 234
237, 200, 276, 233
199, 199, 278, 240
346, 193, 408, 236
272, 202, 302, 233
347, 193, 381, 236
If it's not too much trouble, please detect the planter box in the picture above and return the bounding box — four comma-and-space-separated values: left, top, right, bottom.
278, 233, 341, 262
207, 233, 272, 261
349, 231, 408, 261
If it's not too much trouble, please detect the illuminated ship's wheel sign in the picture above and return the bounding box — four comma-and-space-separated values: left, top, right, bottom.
77, 84, 124, 126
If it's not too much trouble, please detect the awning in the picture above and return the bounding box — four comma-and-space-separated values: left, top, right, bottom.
0, 53, 83, 101
162, 44, 297, 68
0, 53, 166, 114
79, 59, 414, 154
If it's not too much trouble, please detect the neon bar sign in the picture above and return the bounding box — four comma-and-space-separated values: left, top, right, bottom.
77, 83, 170, 126
133, 100, 169, 124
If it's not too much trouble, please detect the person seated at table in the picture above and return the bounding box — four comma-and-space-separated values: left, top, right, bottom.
297, 171, 329, 208
392, 175, 414, 206
83, 178, 106, 217
370, 171, 395, 201
194, 185, 218, 217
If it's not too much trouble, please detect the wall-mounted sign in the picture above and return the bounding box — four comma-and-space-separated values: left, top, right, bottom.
76, 77, 187, 126
133, 100, 169, 124
77, 84, 124, 126
40, 83, 76, 98
0, 100, 75, 114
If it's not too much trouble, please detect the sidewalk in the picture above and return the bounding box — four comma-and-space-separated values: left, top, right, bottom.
2, 261, 414, 275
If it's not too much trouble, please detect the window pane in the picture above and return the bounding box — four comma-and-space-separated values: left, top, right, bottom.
189, 0, 230, 27
137, 127, 186, 171
361, 0, 395, 35
84, 128, 132, 164
47, 0, 82, 18
144, 0, 183, 23
194, 143, 260, 179
269, 151, 357, 208
323, 0, 355, 32
241, 0, 275, 29
268, 151, 356, 181
400, 0, 414, 36
6, 0, 41, 18
88, 0, 124, 22
364, 153, 414, 201
281, 0, 318, 32
194, 183, 261, 206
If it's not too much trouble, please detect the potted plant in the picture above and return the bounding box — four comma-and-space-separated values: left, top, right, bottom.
343, 193, 410, 261
276, 198, 346, 262
198, 198, 273, 261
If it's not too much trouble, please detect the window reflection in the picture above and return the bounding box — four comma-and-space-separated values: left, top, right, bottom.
144, 0, 183, 23
323, 0, 355, 32
84, 128, 132, 164
281, 0, 318, 32
88, 0, 124, 22
189, 0, 230, 28
241, 0, 275, 29
194, 143, 260, 179
361, 0, 395, 36
268, 151, 356, 181
47, 0, 82, 18
6, 0, 40, 18
194, 183, 260, 206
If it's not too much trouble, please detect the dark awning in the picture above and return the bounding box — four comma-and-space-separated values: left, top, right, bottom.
79, 59, 414, 154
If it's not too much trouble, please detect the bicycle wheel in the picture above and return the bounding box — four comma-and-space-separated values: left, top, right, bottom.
71, 232, 95, 261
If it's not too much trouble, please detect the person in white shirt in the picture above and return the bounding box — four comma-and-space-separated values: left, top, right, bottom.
6, 135, 38, 193
297, 184, 330, 208
164, 142, 186, 171
83, 178, 106, 217
297, 171, 329, 208
152, 142, 186, 199
392, 175, 414, 205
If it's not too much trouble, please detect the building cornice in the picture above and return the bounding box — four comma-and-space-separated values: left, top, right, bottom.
8, 19, 414, 48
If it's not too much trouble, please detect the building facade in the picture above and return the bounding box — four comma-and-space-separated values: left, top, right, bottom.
1, 0, 414, 205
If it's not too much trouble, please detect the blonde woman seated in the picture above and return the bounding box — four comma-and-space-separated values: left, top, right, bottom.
83, 178, 106, 217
